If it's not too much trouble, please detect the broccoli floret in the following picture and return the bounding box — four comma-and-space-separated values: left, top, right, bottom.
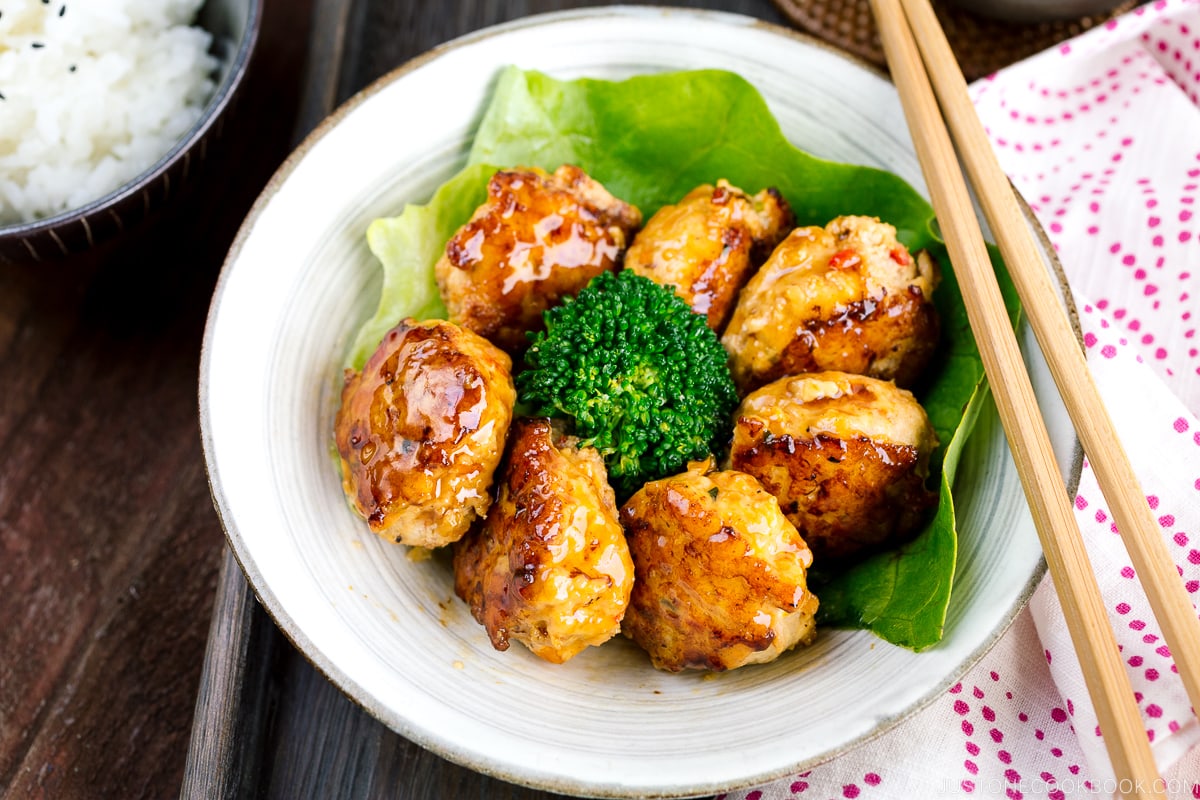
517, 270, 739, 497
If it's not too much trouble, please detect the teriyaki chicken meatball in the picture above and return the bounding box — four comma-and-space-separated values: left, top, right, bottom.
729, 371, 939, 562
454, 418, 634, 664
722, 215, 940, 393
435, 165, 642, 353
624, 179, 793, 331
620, 458, 819, 672
334, 318, 515, 549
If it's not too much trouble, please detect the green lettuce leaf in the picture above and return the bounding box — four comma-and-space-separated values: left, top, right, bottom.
346, 163, 494, 368
352, 66, 1020, 651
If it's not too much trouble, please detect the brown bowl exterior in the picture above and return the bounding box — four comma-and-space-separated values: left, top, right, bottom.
0, 0, 261, 266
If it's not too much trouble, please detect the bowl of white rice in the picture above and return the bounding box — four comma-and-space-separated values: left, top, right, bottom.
0, 0, 260, 264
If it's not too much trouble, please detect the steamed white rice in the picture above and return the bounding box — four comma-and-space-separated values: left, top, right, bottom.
0, 0, 218, 225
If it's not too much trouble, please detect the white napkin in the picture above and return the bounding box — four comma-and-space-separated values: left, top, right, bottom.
725, 2, 1200, 797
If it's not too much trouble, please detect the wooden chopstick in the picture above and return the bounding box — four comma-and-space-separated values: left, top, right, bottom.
897, 0, 1200, 723
868, 0, 1170, 795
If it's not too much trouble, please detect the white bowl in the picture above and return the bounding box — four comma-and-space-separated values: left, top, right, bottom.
200, 8, 1076, 798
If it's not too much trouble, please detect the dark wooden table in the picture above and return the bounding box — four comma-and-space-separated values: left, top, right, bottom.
5, 2, 1106, 798
0, 0, 312, 797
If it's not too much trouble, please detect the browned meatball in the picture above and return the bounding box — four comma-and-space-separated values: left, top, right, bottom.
624, 179, 793, 330
435, 165, 642, 352
620, 459, 819, 673
334, 318, 515, 549
454, 419, 633, 664
729, 371, 938, 562
721, 215, 940, 393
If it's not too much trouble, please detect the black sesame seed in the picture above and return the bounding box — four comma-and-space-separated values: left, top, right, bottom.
31, 42, 44, 49
0, 92, 6, 101
59, 5, 65, 16
68, 64, 76, 72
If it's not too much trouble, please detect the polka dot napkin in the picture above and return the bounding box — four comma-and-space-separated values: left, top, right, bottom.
723, 2, 1200, 797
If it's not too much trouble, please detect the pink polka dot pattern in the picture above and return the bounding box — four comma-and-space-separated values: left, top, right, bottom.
736, 767, 891, 798
947, 648, 1101, 800
970, 3, 1200, 409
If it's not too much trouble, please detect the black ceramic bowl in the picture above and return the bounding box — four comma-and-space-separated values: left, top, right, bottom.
0, 0, 261, 265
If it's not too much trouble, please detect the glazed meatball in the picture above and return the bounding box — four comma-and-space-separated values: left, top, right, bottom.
334, 318, 515, 549
721, 215, 940, 393
435, 165, 642, 352
624, 179, 793, 330
620, 458, 819, 673
454, 419, 634, 664
729, 371, 938, 562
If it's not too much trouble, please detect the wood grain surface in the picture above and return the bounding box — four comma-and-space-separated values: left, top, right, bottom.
0, 0, 311, 797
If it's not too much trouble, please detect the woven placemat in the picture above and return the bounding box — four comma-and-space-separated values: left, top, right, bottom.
771, 0, 1139, 80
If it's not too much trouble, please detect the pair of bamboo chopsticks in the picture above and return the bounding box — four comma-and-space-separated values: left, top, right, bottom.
869, 0, 1200, 796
